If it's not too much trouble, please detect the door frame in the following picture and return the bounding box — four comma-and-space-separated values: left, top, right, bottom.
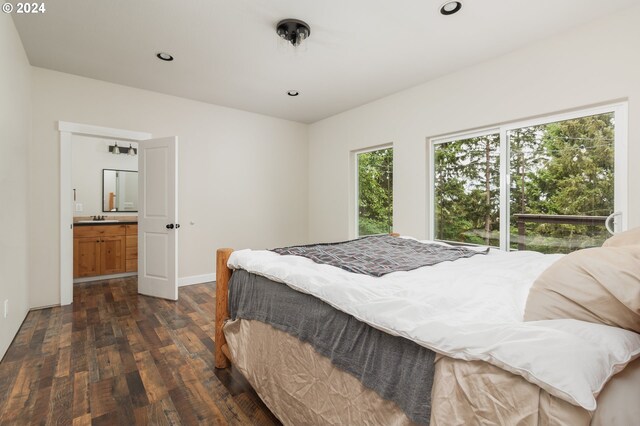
58, 121, 152, 305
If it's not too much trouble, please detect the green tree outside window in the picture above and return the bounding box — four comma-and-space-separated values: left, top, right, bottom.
358, 148, 393, 236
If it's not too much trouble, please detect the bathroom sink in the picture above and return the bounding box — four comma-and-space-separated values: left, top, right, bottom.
77, 220, 120, 223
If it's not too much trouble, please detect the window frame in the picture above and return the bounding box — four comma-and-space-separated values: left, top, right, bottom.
428, 102, 628, 250
353, 144, 394, 238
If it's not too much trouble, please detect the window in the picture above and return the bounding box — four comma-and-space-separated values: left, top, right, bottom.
356, 147, 393, 236
508, 112, 615, 253
431, 104, 627, 253
434, 132, 500, 246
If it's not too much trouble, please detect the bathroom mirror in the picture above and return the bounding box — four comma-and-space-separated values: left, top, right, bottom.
102, 169, 138, 212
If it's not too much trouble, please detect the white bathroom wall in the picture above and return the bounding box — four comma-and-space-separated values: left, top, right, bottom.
0, 14, 31, 359
71, 135, 138, 216
308, 6, 640, 242
30, 68, 308, 308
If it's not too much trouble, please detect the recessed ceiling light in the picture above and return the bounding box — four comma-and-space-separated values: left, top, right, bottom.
156, 52, 174, 61
440, 1, 462, 15
287, 90, 299, 97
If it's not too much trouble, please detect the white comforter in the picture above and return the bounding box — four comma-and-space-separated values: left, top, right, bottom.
228, 241, 640, 411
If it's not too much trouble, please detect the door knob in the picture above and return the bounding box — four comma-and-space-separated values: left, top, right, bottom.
166, 224, 174, 229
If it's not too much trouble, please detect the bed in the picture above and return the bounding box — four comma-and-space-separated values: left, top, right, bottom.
214, 233, 640, 425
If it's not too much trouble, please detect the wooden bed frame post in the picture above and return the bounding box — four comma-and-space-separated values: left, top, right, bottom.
215, 248, 234, 369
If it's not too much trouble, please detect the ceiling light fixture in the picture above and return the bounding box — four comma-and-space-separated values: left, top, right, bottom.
156, 52, 174, 61
276, 19, 311, 47
440, 1, 463, 15
287, 90, 299, 97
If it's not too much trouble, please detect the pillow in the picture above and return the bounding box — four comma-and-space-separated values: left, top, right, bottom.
524, 245, 640, 333
603, 226, 640, 247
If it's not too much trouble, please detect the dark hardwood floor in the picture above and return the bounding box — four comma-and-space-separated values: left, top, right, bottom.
0, 277, 281, 425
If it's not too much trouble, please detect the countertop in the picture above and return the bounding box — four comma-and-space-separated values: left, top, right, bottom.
73, 221, 138, 226
73, 216, 138, 226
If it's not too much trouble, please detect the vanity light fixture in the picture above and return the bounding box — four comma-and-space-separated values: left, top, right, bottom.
108, 142, 137, 156
440, 1, 463, 15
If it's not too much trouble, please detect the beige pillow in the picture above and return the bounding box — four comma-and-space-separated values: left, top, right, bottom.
603, 226, 640, 247
524, 246, 640, 333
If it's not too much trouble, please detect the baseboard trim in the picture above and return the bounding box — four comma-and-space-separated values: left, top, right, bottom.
73, 272, 137, 284
73, 272, 214, 287
178, 273, 215, 287
29, 304, 59, 311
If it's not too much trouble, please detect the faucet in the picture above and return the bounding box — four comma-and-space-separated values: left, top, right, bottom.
91, 215, 106, 221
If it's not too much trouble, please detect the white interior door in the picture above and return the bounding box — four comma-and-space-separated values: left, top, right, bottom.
138, 136, 179, 300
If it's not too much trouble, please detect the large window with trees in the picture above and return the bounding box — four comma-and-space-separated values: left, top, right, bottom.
431, 104, 627, 253
357, 146, 393, 236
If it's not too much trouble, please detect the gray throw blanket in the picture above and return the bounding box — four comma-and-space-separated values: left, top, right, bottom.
229, 270, 435, 425
272, 234, 488, 277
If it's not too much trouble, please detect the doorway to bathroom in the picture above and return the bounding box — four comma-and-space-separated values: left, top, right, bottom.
71, 134, 140, 286
58, 122, 180, 305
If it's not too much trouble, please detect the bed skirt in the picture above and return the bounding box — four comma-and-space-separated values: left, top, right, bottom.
224, 318, 640, 426
224, 318, 417, 425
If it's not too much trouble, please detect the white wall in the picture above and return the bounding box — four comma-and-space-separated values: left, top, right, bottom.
308, 6, 640, 242
71, 136, 138, 216
0, 15, 31, 358
30, 68, 308, 308
21, 4, 640, 311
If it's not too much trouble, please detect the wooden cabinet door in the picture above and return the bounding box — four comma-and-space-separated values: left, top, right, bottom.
100, 236, 126, 275
74, 237, 101, 278
125, 235, 138, 272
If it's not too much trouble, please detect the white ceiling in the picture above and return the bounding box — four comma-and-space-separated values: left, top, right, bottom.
13, 0, 637, 123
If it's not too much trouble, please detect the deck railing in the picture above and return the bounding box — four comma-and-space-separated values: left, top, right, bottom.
512, 214, 608, 251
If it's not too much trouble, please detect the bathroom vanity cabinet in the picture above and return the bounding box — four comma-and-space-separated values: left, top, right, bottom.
73, 223, 138, 278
